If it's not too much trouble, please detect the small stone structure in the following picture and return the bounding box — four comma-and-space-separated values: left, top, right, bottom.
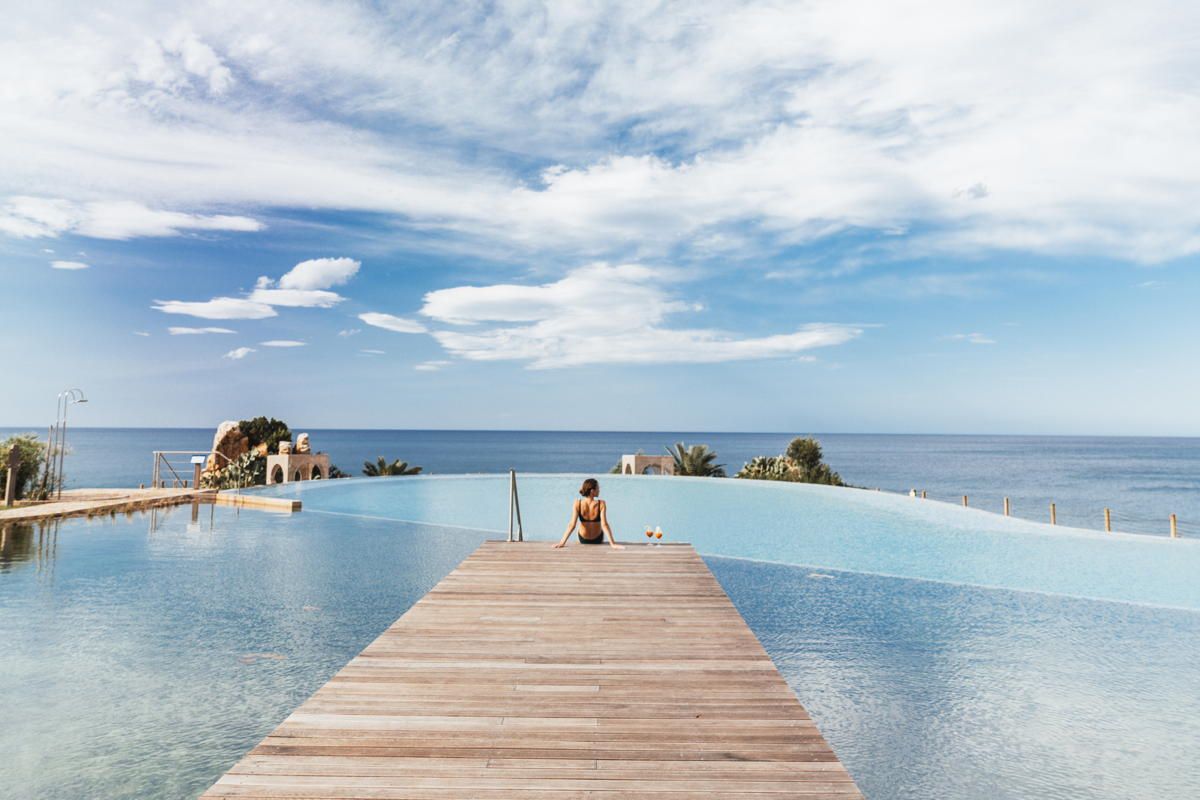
266, 432, 329, 485
619, 454, 676, 476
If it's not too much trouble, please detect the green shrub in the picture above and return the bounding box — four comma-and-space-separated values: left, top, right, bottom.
200, 452, 265, 489
237, 416, 291, 455
0, 433, 52, 500
736, 437, 844, 486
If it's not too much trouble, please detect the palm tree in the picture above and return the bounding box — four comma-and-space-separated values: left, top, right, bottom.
362, 456, 423, 477
668, 442, 726, 477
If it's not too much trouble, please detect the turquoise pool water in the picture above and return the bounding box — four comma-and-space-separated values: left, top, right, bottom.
260, 474, 1200, 609
3, 477, 1198, 799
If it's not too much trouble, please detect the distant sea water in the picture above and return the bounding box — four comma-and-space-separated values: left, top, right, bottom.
1, 427, 1197, 536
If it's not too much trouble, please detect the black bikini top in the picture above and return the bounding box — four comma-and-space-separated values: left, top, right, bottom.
579, 499, 602, 523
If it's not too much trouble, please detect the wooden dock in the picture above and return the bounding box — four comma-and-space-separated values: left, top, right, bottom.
203, 541, 862, 799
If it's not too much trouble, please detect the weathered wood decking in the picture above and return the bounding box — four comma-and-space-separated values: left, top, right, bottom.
203, 541, 861, 799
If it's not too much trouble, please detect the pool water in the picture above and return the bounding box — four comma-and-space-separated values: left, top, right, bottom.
260, 474, 1200, 609
2, 476, 1198, 799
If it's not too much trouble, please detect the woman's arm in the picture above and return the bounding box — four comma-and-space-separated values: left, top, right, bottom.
600, 501, 623, 549
553, 500, 580, 548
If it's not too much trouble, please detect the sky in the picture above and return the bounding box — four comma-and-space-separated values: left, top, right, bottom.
1, 0, 1198, 434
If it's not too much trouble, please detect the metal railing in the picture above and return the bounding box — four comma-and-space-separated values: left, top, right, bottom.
150, 451, 241, 492
908, 489, 1190, 538
507, 469, 524, 542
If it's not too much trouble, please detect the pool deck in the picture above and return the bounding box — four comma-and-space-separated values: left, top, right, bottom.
203, 540, 862, 799
0, 488, 299, 524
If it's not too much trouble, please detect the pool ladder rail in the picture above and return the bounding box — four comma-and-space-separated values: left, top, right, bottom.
506, 468, 524, 542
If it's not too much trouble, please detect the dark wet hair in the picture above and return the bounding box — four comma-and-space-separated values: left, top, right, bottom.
579, 478, 599, 497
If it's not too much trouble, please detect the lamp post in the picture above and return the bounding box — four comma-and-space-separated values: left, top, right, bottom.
53, 389, 87, 500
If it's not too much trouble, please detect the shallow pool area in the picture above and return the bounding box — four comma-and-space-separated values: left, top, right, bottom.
3, 476, 1199, 799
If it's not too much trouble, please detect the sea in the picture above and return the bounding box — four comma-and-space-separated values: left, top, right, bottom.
1, 427, 1197, 537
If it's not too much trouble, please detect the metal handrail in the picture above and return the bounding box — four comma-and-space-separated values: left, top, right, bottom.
507, 469, 524, 542
150, 450, 240, 492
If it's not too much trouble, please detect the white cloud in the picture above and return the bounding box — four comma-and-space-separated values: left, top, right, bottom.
245, 258, 360, 308
422, 262, 863, 369
156, 256, 360, 320
247, 288, 343, 308
50, 260, 89, 270
168, 326, 236, 335
358, 312, 427, 334
277, 257, 360, 290
2, 2, 1199, 263
153, 297, 277, 319
223, 346, 255, 360
414, 360, 450, 371
360, 349, 385, 355
260, 339, 305, 347
133, 331, 150, 337
338, 328, 361, 337
946, 332, 996, 345
0, 197, 261, 240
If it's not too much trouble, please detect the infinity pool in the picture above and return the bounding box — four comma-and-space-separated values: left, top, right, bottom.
2, 476, 1198, 799
260, 474, 1200, 609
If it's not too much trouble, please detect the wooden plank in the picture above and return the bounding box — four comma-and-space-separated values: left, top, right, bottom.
202, 541, 861, 799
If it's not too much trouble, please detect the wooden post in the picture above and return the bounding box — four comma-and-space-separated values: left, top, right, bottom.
1050, 503, 1057, 525
1104, 508, 1111, 532
1003, 497, 1010, 516
3, 445, 19, 508
962, 495, 968, 507
1170, 514, 1178, 538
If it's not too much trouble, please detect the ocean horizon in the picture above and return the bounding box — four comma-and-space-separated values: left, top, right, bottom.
5, 426, 1197, 537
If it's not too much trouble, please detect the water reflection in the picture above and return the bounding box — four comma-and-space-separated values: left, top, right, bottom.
0, 519, 60, 575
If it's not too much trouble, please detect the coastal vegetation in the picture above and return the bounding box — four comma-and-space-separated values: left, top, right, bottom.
362, 457, 423, 477
736, 437, 844, 486
238, 416, 292, 455
668, 443, 726, 477
0, 433, 54, 500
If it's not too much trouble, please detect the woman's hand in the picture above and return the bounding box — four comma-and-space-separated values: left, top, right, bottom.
552, 541, 566, 549
609, 543, 625, 550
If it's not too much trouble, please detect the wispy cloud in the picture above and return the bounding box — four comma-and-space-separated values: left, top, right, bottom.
223, 346, 255, 360
154, 297, 276, 320
260, 339, 305, 347
1, 3, 1198, 263
414, 360, 450, 371
168, 326, 236, 335
359, 312, 427, 334
50, 260, 89, 270
422, 262, 863, 369
945, 332, 996, 345
1, 197, 261, 240
359, 349, 386, 355
133, 331, 150, 337
154, 257, 361, 319
338, 328, 361, 337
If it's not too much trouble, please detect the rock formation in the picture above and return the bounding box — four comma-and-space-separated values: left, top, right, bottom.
207, 420, 249, 471
278, 440, 292, 455
295, 433, 311, 454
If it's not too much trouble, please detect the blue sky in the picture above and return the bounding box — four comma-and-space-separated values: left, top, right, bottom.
1, 1, 1198, 433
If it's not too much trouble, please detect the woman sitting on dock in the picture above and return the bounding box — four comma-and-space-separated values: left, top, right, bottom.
553, 478, 623, 549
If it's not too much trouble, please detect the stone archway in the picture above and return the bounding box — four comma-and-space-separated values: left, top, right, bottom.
293, 469, 302, 482
642, 465, 661, 475
310, 465, 323, 479
270, 465, 284, 484
624, 464, 633, 474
